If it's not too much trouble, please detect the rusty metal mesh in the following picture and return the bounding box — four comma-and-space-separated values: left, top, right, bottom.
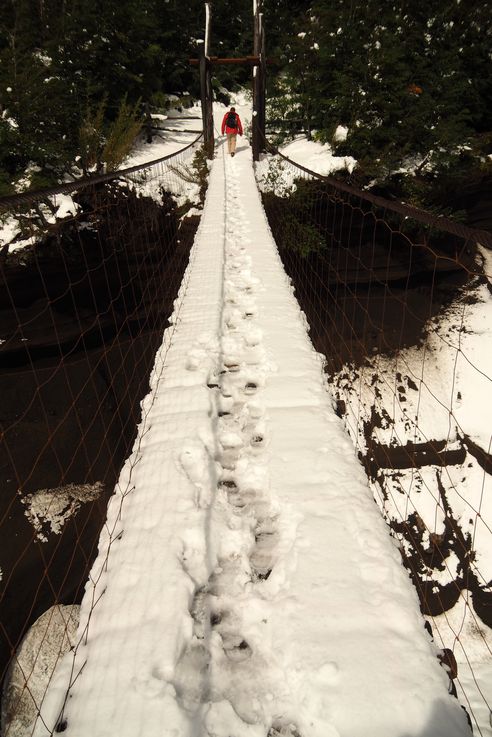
0, 136, 203, 735
257, 140, 492, 734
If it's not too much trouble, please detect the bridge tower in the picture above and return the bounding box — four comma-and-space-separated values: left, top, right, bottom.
191, 1, 267, 160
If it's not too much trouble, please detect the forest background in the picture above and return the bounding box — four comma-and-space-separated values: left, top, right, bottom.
0, 0, 491, 213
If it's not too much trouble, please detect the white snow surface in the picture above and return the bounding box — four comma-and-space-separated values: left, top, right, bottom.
34, 142, 468, 737
256, 136, 356, 194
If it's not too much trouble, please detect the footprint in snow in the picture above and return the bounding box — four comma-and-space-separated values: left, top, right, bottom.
245, 400, 264, 420
207, 557, 251, 597
226, 485, 259, 510
268, 721, 303, 737
243, 382, 258, 395
216, 446, 240, 471
243, 326, 263, 346
179, 443, 211, 508
250, 432, 265, 450
250, 530, 279, 581
218, 430, 243, 451
207, 372, 220, 389
213, 617, 254, 662
242, 310, 256, 320
190, 587, 209, 640
173, 642, 210, 712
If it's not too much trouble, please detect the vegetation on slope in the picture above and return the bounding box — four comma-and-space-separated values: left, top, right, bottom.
1, 0, 491, 213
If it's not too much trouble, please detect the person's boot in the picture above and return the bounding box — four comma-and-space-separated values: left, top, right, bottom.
231, 152, 235, 157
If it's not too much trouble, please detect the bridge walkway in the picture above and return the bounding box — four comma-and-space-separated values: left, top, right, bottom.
35, 142, 468, 737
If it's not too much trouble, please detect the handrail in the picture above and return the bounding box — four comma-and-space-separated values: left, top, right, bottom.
261, 133, 492, 249
0, 132, 203, 211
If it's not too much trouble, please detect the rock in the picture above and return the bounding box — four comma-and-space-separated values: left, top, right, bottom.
1, 605, 79, 737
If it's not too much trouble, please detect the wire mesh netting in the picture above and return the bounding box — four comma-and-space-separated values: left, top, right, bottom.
256, 142, 492, 734
2, 129, 492, 734
0, 136, 204, 736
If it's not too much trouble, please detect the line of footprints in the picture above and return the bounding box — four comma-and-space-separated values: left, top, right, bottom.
175, 164, 301, 737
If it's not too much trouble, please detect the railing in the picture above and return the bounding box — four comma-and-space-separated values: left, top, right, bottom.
0, 134, 203, 736
256, 138, 492, 735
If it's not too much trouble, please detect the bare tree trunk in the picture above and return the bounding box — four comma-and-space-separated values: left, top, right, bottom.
144, 102, 153, 144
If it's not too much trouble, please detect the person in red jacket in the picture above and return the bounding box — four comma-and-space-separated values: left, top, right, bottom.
221, 107, 243, 157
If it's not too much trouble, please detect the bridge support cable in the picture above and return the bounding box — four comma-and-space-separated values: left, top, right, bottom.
255, 139, 492, 734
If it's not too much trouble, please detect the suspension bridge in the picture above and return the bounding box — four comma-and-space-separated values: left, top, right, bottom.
0, 113, 491, 737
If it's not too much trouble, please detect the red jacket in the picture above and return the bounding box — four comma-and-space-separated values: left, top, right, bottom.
221, 111, 243, 135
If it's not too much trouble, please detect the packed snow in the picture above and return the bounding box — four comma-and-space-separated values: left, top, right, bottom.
31, 131, 468, 737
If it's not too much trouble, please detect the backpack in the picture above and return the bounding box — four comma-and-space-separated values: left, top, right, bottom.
226, 111, 237, 129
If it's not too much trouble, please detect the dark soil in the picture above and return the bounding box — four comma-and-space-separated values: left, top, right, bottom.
448, 173, 492, 233
0, 185, 199, 698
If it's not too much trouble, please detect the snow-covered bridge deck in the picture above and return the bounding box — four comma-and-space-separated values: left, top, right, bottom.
36, 145, 468, 737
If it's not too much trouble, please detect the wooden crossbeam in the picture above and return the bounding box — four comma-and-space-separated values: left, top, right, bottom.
189, 56, 261, 66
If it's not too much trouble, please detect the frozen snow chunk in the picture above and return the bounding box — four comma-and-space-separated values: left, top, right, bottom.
21, 482, 104, 542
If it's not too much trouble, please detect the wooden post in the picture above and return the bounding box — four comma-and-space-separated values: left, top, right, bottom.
199, 3, 214, 157
205, 3, 214, 152
259, 11, 266, 151
252, 0, 263, 161
190, 0, 268, 159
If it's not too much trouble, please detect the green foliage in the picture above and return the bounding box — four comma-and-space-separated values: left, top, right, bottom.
0, 0, 206, 185
169, 145, 210, 207
1, 0, 490, 214
78, 95, 142, 173
79, 99, 106, 173
259, 157, 295, 197
190, 146, 212, 204
269, 0, 492, 197
263, 180, 326, 257
102, 97, 142, 172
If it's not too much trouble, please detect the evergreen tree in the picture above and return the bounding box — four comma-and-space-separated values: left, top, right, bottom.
0, 0, 204, 188
269, 0, 492, 192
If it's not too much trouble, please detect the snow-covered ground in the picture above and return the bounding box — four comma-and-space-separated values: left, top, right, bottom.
0, 91, 349, 252
0, 106, 203, 253
256, 137, 356, 194
29, 135, 469, 737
